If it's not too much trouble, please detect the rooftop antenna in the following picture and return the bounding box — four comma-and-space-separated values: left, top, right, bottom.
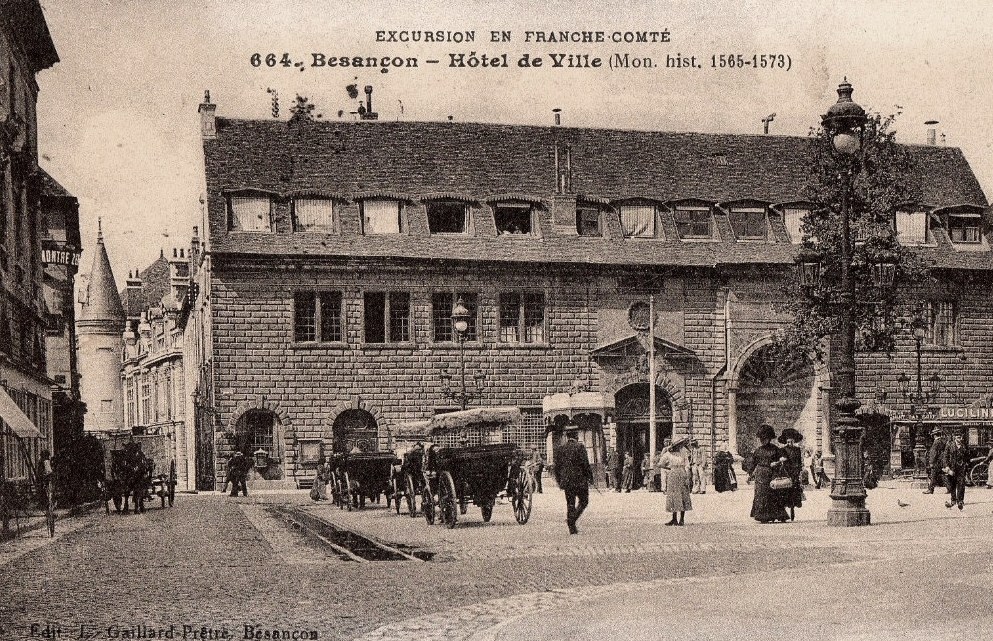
761, 113, 776, 134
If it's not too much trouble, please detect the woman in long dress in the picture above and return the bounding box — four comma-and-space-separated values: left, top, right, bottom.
743, 424, 789, 523
660, 439, 692, 526
778, 428, 804, 521
713, 442, 738, 493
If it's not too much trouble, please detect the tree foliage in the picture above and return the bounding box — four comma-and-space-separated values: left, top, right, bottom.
777, 111, 933, 360
289, 94, 321, 122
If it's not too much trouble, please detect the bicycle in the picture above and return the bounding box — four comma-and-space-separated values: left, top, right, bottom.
967, 458, 989, 488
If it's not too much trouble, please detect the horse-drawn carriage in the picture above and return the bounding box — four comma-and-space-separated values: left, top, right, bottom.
328, 451, 398, 511
99, 434, 177, 514
412, 407, 534, 528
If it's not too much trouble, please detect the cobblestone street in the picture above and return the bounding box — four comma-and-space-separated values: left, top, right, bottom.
2, 483, 991, 640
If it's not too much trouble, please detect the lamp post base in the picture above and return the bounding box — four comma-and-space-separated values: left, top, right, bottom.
827, 500, 871, 527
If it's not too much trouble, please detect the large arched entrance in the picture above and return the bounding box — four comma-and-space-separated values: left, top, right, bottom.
332, 409, 379, 453
614, 383, 672, 489
735, 344, 816, 459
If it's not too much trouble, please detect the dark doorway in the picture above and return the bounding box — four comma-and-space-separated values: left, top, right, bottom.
614, 384, 672, 489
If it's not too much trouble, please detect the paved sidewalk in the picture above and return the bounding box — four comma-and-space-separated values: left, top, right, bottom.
350, 483, 993, 641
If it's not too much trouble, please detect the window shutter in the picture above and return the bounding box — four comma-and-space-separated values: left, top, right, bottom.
294, 198, 334, 232
229, 196, 272, 231
620, 204, 656, 238
363, 199, 401, 234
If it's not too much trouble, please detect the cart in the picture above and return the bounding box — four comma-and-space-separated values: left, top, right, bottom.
389, 420, 431, 518
418, 407, 533, 528
99, 434, 177, 513
329, 451, 398, 510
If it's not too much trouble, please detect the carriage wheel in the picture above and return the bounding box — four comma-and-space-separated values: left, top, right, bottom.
168, 462, 177, 507
513, 468, 533, 525
968, 462, 989, 488
422, 485, 435, 525
439, 471, 459, 529
480, 500, 494, 522
405, 473, 417, 517
390, 477, 400, 514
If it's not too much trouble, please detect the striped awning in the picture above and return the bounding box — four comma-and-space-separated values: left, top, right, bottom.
0, 387, 41, 438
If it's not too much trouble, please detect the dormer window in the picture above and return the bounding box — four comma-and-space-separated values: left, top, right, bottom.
894, 209, 930, 245
576, 206, 601, 237
948, 212, 981, 244
361, 199, 402, 235
729, 206, 768, 240
494, 203, 534, 235
783, 206, 812, 244
619, 203, 657, 238
674, 204, 713, 240
426, 201, 469, 234
292, 197, 334, 232
227, 194, 272, 232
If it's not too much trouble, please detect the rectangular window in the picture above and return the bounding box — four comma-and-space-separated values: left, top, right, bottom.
499, 292, 545, 343
783, 207, 810, 243
293, 292, 317, 342
433, 292, 478, 341
674, 206, 712, 239
426, 201, 468, 234
576, 207, 600, 237
364, 291, 410, 343
927, 301, 957, 347
948, 213, 981, 244
294, 291, 343, 343
730, 207, 767, 240
895, 210, 929, 245
293, 198, 334, 232
361, 199, 401, 234
494, 203, 533, 235
227, 195, 272, 232
619, 204, 656, 238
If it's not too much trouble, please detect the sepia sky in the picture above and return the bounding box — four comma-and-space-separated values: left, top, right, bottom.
33, 0, 993, 286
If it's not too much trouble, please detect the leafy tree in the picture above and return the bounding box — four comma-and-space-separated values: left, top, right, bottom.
777, 110, 932, 359
289, 94, 322, 122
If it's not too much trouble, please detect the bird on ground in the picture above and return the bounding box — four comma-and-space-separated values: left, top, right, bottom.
897, 499, 910, 508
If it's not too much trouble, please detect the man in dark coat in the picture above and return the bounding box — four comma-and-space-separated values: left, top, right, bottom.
924, 427, 946, 494
942, 432, 970, 510
228, 451, 249, 497
554, 428, 593, 534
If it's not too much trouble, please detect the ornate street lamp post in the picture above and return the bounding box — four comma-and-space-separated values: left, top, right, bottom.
897, 318, 942, 487
799, 80, 879, 526
441, 296, 484, 411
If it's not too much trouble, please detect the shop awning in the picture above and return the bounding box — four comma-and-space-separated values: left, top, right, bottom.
0, 387, 41, 438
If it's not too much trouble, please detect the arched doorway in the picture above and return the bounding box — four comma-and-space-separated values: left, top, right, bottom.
735, 344, 816, 459
332, 409, 379, 453
614, 383, 672, 489
234, 409, 283, 480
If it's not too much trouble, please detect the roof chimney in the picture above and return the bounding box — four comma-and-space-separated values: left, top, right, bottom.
925, 120, 939, 146
553, 108, 561, 126
199, 90, 217, 139
360, 85, 378, 120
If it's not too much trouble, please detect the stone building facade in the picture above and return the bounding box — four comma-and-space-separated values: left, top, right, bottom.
0, 2, 59, 482
189, 92, 990, 490
39, 169, 83, 454
120, 247, 194, 490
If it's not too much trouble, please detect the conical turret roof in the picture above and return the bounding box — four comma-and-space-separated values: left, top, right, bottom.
79, 221, 125, 326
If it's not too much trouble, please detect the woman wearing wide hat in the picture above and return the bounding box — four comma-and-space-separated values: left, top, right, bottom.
777, 427, 805, 521
742, 424, 789, 523
659, 438, 693, 525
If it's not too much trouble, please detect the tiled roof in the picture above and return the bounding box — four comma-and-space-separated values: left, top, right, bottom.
203, 117, 990, 269
120, 256, 170, 318
79, 232, 124, 325
37, 169, 74, 199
